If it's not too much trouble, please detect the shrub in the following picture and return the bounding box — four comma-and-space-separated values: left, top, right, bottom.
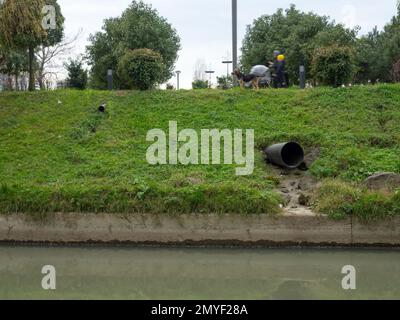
217, 76, 233, 90
117, 48, 165, 90
192, 79, 209, 89
311, 45, 355, 87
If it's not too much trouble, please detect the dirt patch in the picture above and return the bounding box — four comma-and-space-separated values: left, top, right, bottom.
269, 165, 319, 216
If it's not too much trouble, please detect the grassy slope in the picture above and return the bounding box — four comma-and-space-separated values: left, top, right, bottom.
0, 86, 400, 219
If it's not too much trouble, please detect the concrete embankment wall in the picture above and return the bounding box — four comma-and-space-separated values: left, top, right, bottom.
0, 213, 400, 246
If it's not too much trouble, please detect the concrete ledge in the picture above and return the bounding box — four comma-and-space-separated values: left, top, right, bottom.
0, 213, 399, 246
352, 217, 400, 245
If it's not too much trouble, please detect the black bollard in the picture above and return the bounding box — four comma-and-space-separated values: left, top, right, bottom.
107, 69, 113, 91
265, 142, 305, 169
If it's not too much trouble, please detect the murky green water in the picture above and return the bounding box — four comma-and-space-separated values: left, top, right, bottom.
0, 246, 399, 300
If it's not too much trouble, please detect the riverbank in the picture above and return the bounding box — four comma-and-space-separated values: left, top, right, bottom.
1, 213, 400, 247
1, 86, 400, 220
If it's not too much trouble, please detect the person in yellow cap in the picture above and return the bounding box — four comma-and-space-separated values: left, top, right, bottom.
276, 54, 286, 88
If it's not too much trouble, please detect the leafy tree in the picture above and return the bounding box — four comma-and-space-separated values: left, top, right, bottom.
0, 0, 64, 90
192, 79, 209, 89
117, 48, 165, 90
42, 0, 64, 47
355, 27, 384, 83
65, 58, 88, 89
87, 0, 180, 89
355, 2, 400, 83
379, 3, 400, 81
241, 5, 357, 84
0, 0, 45, 90
0, 49, 28, 90
311, 45, 355, 87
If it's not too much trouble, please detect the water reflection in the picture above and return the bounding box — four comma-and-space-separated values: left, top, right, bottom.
0, 246, 399, 300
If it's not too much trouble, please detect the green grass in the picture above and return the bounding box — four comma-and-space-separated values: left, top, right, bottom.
0, 85, 400, 219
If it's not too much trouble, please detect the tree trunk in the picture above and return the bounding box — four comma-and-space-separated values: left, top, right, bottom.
7, 75, 13, 90
14, 73, 19, 91
28, 46, 35, 91
38, 47, 46, 90
38, 72, 44, 90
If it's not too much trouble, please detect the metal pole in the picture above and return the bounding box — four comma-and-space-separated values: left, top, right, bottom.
176, 71, 181, 90
205, 71, 215, 88
222, 61, 233, 78
232, 0, 238, 85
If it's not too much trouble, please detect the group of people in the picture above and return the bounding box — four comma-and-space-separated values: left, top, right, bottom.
248, 50, 288, 89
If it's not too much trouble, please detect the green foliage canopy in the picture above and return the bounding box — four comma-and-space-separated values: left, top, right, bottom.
241, 5, 357, 84
311, 45, 355, 87
0, 0, 64, 90
65, 58, 88, 90
86, 0, 180, 89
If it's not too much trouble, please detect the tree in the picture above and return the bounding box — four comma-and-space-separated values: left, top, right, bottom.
0, 0, 64, 90
241, 5, 357, 84
86, 0, 180, 89
0, 40, 29, 91
35, 0, 66, 89
193, 59, 207, 81
379, 4, 400, 82
0, 0, 45, 90
117, 48, 165, 90
355, 2, 400, 83
65, 58, 88, 89
0, 48, 28, 90
36, 31, 80, 89
311, 45, 355, 87
355, 27, 384, 83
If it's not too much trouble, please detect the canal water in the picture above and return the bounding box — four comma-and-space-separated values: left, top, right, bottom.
0, 246, 399, 300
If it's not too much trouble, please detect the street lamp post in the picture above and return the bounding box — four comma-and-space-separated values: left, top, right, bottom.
176, 70, 181, 90
205, 70, 215, 88
232, 0, 238, 85
222, 60, 233, 77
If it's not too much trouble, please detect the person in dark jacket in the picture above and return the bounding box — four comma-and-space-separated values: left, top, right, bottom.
275, 54, 286, 88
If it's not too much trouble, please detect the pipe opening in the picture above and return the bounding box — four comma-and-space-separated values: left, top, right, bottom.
281, 142, 304, 168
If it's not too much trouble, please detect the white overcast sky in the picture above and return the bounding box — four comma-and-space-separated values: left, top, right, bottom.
58, 0, 399, 88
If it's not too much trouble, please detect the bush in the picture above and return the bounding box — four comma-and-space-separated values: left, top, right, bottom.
217, 76, 233, 90
117, 48, 165, 90
192, 79, 208, 89
65, 58, 88, 90
311, 45, 355, 87
313, 179, 360, 219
